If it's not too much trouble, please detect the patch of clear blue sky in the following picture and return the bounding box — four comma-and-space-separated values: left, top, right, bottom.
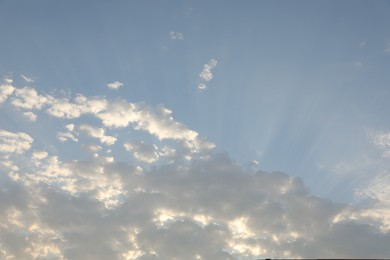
1, 0, 390, 202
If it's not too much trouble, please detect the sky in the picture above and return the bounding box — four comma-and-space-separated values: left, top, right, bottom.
1, 0, 390, 258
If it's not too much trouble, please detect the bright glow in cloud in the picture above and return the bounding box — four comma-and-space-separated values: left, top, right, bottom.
107, 81, 124, 90
0, 78, 389, 259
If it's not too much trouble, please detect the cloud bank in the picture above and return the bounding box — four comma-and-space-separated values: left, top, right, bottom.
0, 77, 389, 259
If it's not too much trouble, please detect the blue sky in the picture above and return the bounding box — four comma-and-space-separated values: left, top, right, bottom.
1, 1, 390, 258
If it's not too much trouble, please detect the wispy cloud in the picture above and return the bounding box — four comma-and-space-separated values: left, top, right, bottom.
369, 130, 390, 158
385, 41, 390, 53
20, 74, 35, 83
170, 31, 184, 40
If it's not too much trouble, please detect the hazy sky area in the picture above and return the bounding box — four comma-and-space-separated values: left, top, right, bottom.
1, 0, 390, 258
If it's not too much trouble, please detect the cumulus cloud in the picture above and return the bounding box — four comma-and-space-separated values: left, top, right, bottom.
170, 31, 184, 40
124, 141, 159, 163
0, 78, 15, 104
79, 124, 117, 145
11, 87, 51, 110
57, 131, 78, 143
2, 150, 390, 259
1, 76, 390, 259
197, 83, 207, 90
199, 59, 217, 82
107, 81, 123, 90
47, 95, 107, 119
23, 111, 37, 122
0, 130, 33, 154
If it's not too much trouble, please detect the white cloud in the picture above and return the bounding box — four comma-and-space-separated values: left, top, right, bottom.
65, 123, 75, 132
107, 81, 123, 90
199, 59, 218, 82
57, 131, 78, 143
11, 87, 51, 110
369, 131, 390, 158
170, 31, 184, 40
20, 74, 35, 83
46, 95, 107, 119
79, 124, 117, 145
1, 75, 390, 258
32, 150, 48, 160
4, 152, 390, 258
97, 101, 214, 153
0, 79, 14, 104
197, 83, 207, 90
23, 111, 37, 122
0, 130, 33, 154
124, 141, 159, 163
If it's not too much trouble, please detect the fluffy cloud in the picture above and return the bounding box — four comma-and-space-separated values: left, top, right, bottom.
57, 124, 78, 143
371, 132, 390, 158
11, 87, 51, 110
47, 95, 107, 119
0, 78, 15, 104
79, 124, 117, 145
353, 173, 390, 232
197, 83, 207, 90
124, 141, 159, 163
199, 59, 217, 82
23, 111, 37, 122
2, 151, 390, 259
1, 77, 390, 259
107, 81, 124, 90
96, 101, 214, 153
0, 130, 33, 154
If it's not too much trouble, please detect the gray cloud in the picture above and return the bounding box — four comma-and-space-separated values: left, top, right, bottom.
1, 77, 390, 259
1, 151, 390, 259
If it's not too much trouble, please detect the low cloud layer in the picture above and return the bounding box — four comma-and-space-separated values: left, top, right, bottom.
0, 77, 390, 259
